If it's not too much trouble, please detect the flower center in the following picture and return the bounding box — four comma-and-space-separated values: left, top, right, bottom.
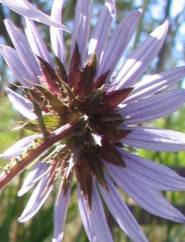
20, 47, 132, 205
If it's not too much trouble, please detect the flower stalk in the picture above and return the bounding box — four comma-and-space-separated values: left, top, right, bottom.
0, 122, 77, 190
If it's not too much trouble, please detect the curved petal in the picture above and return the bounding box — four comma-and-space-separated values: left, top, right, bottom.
6, 88, 36, 120
18, 174, 52, 222
52, 184, 71, 242
97, 10, 141, 78
115, 20, 169, 89
107, 165, 185, 223
119, 150, 185, 191
126, 66, 185, 103
78, 183, 113, 242
99, 176, 148, 242
88, 1, 115, 61
4, 19, 40, 82
50, 0, 66, 66
122, 127, 185, 151
121, 89, 185, 125
0, 0, 70, 31
0, 46, 32, 87
24, 18, 51, 64
71, 0, 91, 63
18, 162, 49, 197
0, 134, 40, 160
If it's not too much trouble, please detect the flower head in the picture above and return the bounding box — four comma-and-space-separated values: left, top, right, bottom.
1, 0, 185, 242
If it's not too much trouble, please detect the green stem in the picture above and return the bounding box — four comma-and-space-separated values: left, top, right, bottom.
33, 102, 49, 140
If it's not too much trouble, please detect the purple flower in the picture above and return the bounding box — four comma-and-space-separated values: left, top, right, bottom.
1, 0, 185, 242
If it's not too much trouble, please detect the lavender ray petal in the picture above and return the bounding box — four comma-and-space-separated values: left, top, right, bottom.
77, 187, 93, 241
77, 184, 113, 242
18, 174, 52, 222
70, 0, 91, 63
50, 0, 66, 67
97, 10, 141, 78
122, 89, 185, 114
0, 0, 70, 31
0, 134, 41, 160
18, 162, 49, 197
118, 150, 185, 191
99, 176, 148, 242
125, 66, 185, 103
24, 18, 51, 64
115, 21, 169, 89
106, 165, 185, 223
0, 45, 33, 87
6, 88, 36, 120
122, 127, 185, 151
88, 1, 115, 61
121, 89, 185, 124
4, 19, 40, 83
52, 184, 71, 242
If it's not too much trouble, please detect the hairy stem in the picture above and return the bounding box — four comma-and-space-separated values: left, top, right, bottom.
0, 123, 75, 190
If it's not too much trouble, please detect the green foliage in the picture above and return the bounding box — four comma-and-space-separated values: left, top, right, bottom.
0, 95, 19, 153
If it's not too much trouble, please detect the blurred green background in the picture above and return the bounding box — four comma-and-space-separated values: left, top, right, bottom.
0, 0, 185, 241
